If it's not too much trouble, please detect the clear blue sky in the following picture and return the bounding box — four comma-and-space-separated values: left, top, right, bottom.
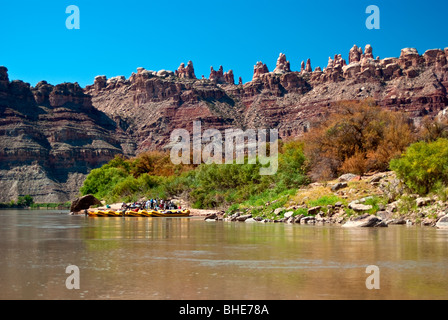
0, 0, 446, 87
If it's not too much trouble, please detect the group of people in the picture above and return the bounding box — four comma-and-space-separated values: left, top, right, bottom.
121, 199, 180, 211
144, 198, 179, 210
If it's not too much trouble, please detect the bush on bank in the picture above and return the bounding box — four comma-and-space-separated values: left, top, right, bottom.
390, 138, 448, 195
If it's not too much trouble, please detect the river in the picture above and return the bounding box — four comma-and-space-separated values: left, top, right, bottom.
0, 209, 447, 300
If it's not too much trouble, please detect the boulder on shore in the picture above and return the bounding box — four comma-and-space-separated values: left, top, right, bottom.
331, 182, 348, 192
436, 215, 448, 229
70, 194, 102, 212
342, 214, 388, 228
204, 213, 218, 221
348, 202, 373, 212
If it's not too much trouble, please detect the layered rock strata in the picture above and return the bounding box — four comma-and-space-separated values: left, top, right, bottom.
0, 68, 135, 202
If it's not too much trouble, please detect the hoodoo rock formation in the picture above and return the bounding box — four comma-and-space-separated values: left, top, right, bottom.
305, 59, 312, 73
273, 53, 291, 74
209, 66, 234, 85
349, 44, 363, 64
1, 44, 448, 202
252, 61, 269, 80
175, 61, 196, 79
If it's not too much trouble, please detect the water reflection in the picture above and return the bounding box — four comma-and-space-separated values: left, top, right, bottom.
0, 210, 447, 300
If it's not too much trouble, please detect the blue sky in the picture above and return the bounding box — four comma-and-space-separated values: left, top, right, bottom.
0, 0, 446, 87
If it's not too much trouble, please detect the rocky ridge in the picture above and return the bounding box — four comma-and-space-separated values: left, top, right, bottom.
86, 44, 448, 154
1, 44, 448, 202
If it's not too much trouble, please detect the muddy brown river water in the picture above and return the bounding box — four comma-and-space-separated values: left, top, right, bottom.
0, 210, 447, 300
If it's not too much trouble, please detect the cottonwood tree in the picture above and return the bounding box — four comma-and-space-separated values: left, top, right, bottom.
303, 99, 415, 181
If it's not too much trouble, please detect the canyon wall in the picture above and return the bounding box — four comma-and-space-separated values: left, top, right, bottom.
0, 67, 135, 202
1, 44, 447, 202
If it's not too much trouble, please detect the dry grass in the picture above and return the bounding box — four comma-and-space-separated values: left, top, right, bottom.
288, 177, 384, 207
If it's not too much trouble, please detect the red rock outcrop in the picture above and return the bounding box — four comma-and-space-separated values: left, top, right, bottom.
364, 44, 374, 59
273, 53, 291, 74
175, 61, 196, 79
0, 67, 135, 202
208, 66, 234, 84
252, 61, 269, 80
305, 59, 312, 73
209, 66, 224, 83
95, 44, 447, 148
224, 70, 235, 85
349, 45, 363, 64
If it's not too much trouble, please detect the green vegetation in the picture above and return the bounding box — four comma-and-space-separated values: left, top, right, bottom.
307, 195, 342, 208
80, 140, 309, 209
18, 195, 34, 207
363, 195, 387, 215
390, 138, 448, 195
0, 195, 34, 208
0, 195, 69, 209
29, 202, 71, 209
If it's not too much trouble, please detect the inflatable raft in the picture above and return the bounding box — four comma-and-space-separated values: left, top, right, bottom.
87, 210, 124, 217
148, 209, 191, 217
87, 209, 190, 218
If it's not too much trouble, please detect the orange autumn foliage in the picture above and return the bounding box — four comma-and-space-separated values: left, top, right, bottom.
130, 151, 196, 178
303, 99, 416, 181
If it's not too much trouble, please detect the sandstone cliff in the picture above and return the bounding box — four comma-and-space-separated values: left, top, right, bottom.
0, 67, 135, 202
1, 44, 447, 202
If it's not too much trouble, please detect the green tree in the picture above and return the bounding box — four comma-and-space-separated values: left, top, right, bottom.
17, 195, 34, 207
277, 140, 309, 189
80, 166, 129, 199
390, 138, 448, 195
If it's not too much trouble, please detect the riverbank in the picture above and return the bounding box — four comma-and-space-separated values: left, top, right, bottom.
72, 171, 448, 229
202, 171, 448, 229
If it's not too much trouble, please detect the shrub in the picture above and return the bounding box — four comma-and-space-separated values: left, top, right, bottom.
293, 207, 309, 216
303, 99, 415, 181
17, 195, 34, 207
390, 138, 448, 195
277, 140, 309, 188
80, 166, 129, 199
418, 116, 448, 142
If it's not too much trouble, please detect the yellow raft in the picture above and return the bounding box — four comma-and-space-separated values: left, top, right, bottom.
148, 209, 191, 217
87, 210, 124, 217
87, 209, 190, 218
